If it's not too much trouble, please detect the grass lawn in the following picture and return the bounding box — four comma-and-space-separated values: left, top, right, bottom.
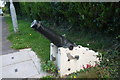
6, 16, 50, 62
5, 16, 117, 78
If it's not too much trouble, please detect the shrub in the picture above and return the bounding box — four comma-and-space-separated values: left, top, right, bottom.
41, 61, 57, 74
42, 75, 55, 78
12, 2, 120, 39
100, 50, 120, 78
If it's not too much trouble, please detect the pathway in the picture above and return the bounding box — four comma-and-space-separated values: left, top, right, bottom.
1, 16, 18, 55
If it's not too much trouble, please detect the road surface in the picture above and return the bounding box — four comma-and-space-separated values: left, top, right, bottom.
0, 16, 18, 55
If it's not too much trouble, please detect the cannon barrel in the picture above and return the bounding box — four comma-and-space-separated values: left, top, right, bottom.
31, 20, 75, 50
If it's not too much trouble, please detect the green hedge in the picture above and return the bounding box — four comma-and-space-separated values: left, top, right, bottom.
13, 2, 120, 39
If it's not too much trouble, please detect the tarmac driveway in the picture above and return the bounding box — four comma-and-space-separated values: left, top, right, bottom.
1, 16, 18, 55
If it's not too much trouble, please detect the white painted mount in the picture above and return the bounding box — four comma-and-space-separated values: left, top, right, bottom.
50, 43, 100, 77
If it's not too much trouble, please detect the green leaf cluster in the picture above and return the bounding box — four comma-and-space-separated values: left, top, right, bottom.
100, 50, 120, 78
41, 61, 57, 74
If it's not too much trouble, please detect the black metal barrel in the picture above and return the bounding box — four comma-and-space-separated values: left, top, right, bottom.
31, 20, 75, 50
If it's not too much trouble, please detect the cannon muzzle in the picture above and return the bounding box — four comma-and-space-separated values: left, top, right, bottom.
31, 20, 75, 50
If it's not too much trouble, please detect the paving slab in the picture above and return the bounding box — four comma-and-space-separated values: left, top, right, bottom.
0, 48, 50, 78
2, 60, 39, 78
28, 53, 41, 73
28, 50, 37, 58
2, 51, 31, 67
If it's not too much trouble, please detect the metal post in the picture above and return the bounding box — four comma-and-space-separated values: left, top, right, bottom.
10, 0, 18, 33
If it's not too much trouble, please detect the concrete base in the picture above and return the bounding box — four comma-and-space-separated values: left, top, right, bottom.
2, 60, 38, 78
0, 48, 49, 79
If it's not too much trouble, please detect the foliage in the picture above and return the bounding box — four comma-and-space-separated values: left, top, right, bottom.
17, 2, 53, 21
66, 66, 110, 78
41, 61, 57, 74
42, 75, 55, 78
2, 6, 9, 14
12, 2, 120, 40
100, 50, 120, 78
